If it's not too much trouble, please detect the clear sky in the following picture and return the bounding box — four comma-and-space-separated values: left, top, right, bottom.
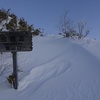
0, 0, 100, 39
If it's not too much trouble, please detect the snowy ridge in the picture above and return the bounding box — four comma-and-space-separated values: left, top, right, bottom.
0, 36, 100, 100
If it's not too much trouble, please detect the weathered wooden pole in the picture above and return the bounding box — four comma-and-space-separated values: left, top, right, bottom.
12, 52, 18, 89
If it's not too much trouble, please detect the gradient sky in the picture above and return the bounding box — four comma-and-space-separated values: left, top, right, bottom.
0, 0, 100, 39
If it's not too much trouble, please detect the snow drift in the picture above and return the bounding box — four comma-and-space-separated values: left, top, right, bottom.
0, 35, 100, 100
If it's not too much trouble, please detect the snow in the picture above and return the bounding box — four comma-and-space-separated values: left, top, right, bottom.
0, 16, 12, 31
0, 35, 100, 100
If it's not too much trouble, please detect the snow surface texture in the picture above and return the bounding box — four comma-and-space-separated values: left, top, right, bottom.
0, 35, 100, 100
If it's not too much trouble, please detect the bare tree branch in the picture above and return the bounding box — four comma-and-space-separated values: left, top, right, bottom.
77, 20, 90, 39
58, 11, 73, 37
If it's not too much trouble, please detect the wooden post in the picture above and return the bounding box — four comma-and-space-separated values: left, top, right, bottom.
12, 52, 18, 89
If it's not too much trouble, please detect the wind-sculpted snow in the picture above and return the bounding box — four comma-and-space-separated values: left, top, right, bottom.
0, 36, 100, 100
19, 56, 71, 91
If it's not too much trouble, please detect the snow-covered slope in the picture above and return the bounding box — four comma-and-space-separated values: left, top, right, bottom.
0, 36, 100, 100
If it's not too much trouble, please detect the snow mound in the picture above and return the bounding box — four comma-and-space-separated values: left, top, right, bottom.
0, 36, 100, 100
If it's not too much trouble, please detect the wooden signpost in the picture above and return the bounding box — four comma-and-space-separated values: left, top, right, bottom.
0, 31, 33, 89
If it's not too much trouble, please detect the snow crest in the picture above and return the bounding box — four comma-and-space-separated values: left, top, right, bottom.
19, 55, 71, 91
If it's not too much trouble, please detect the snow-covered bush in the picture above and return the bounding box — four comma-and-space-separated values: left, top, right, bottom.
0, 8, 41, 36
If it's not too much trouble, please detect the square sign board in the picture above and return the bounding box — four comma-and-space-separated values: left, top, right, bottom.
0, 31, 32, 52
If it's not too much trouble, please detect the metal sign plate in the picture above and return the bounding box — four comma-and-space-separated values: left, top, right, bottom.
0, 31, 32, 52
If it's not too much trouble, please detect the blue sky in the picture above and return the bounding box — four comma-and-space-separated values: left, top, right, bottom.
0, 0, 100, 39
